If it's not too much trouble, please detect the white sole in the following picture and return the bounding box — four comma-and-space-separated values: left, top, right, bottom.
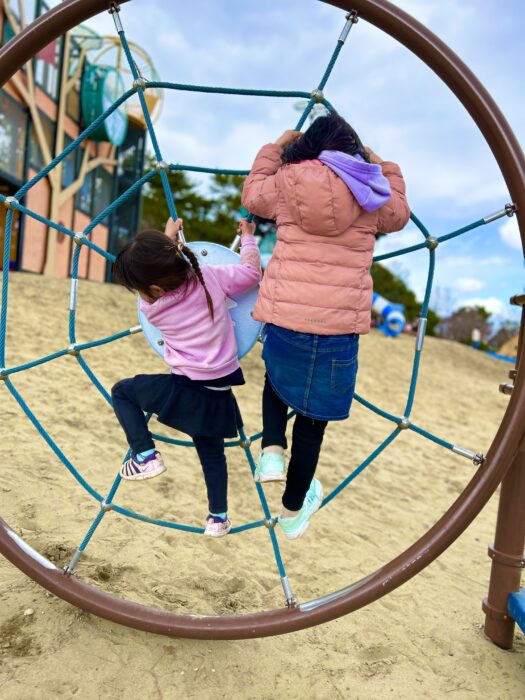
253, 472, 286, 483
204, 525, 232, 538
119, 466, 166, 482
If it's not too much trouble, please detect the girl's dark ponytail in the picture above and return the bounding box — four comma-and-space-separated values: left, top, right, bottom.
282, 113, 370, 164
180, 244, 215, 322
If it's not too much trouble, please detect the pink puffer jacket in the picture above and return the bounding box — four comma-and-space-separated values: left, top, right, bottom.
242, 144, 410, 335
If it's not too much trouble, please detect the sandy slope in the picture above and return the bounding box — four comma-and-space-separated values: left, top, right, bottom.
0, 271, 523, 699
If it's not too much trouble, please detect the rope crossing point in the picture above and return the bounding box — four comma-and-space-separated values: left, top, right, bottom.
0, 5, 517, 607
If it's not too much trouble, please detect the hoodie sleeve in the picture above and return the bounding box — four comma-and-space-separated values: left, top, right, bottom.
207, 234, 261, 297
241, 144, 282, 220
376, 161, 411, 234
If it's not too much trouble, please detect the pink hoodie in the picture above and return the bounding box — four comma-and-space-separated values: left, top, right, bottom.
140, 234, 261, 380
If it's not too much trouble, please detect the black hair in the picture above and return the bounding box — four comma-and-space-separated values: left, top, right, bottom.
112, 229, 214, 320
282, 112, 370, 164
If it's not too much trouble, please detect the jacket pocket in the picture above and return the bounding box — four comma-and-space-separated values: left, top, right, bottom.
331, 357, 358, 395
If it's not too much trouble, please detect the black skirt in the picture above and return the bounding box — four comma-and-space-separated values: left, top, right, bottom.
126, 371, 244, 439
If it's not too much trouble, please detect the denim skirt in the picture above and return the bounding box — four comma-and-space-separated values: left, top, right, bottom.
262, 323, 359, 421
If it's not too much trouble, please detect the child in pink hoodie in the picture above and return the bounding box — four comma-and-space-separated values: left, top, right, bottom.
111, 217, 261, 537
242, 113, 410, 540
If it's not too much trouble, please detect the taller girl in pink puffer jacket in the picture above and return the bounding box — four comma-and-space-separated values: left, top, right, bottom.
241, 113, 410, 540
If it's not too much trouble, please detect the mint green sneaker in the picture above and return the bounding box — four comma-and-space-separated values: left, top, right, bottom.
254, 452, 286, 483
278, 479, 324, 540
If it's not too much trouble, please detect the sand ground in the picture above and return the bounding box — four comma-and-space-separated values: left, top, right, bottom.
0, 272, 523, 699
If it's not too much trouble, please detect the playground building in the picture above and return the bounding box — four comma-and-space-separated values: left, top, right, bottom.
0, 0, 161, 281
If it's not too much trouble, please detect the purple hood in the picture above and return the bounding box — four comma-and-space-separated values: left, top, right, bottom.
318, 150, 391, 212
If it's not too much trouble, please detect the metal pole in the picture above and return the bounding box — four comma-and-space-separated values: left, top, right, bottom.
483, 306, 525, 649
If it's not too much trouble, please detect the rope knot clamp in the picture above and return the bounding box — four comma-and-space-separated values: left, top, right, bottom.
67, 343, 79, 356
73, 231, 86, 246
133, 77, 147, 91
239, 438, 252, 449
264, 517, 278, 529
0, 368, 8, 381
310, 89, 325, 103
426, 236, 439, 250
398, 417, 410, 430
100, 499, 113, 512
3, 195, 18, 210
155, 160, 170, 172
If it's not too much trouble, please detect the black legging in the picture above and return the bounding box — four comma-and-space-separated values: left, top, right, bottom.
112, 379, 227, 513
262, 376, 327, 512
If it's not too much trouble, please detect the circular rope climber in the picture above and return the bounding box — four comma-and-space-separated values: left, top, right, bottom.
0, 0, 524, 639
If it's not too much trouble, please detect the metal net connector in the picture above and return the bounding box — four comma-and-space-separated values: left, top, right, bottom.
505, 202, 517, 217
499, 382, 513, 396
473, 453, 485, 467
346, 10, 359, 23
100, 499, 113, 512
264, 517, 278, 529
281, 576, 297, 609
239, 438, 252, 449
310, 89, 325, 103
133, 77, 147, 91
108, 2, 123, 32
129, 324, 143, 335
73, 231, 86, 246
67, 343, 79, 356
0, 368, 8, 381
63, 548, 82, 577
155, 160, 170, 172
3, 195, 18, 210
426, 236, 439, 250
398, 417, 411, 430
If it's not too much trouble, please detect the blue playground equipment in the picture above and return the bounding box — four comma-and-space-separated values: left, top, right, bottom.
372, 291, 406, 337
139, 242, 262, 359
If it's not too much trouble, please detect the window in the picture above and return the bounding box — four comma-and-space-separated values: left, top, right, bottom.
92, 167, 113, 216
34, 1, 62, 100
75, 151, 93, 214
28, 111, 55, 171
61, 134, 77, 188
0, 90, 28, 184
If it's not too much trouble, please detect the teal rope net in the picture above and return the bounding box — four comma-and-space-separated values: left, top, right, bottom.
0, 7, 517, 606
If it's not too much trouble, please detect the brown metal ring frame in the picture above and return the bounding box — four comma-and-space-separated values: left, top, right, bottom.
0, 0, 524, 640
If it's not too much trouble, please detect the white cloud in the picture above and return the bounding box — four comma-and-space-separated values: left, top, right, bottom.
499, 217, 523, 252
458, 296, 512, 319
452, 277, 485, 293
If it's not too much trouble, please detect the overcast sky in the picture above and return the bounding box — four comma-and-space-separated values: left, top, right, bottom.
54, 0, 524, 321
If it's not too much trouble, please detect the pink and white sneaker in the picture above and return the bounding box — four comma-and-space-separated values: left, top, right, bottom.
204, 515, 231, 538
119, 451, 166, 481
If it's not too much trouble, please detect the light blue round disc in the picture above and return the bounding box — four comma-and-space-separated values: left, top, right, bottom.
138, 241, 262, 360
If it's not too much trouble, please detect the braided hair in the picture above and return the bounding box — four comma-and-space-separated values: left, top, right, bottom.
112, 229, 214, 321
282, 112, 370, 164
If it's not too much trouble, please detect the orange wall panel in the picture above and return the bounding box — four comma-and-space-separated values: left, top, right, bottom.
21, 173, 51, 274
88, 225, 109, 282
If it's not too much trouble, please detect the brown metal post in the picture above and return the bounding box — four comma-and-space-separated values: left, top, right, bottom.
483, 450, 525, 648
483, 307, 525, 649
